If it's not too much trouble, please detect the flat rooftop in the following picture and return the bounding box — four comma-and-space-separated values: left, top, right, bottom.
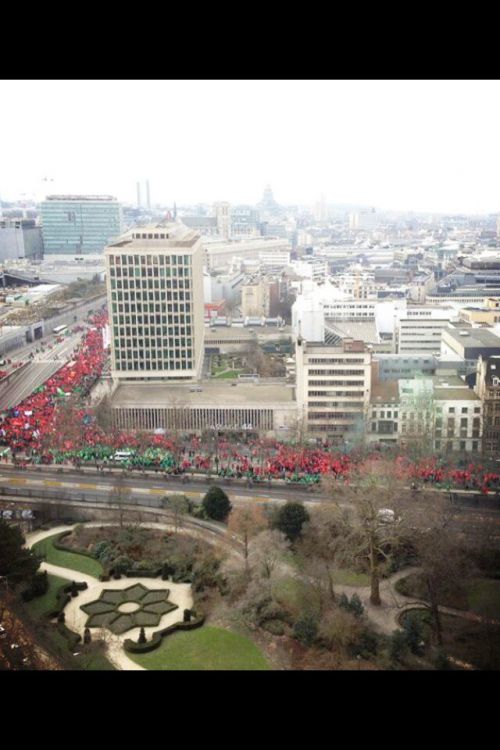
371, 381, 400, 403
444, 327, 500, 348
112, 381, 296, 408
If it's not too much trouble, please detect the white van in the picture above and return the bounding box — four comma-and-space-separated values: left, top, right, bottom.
112, 451, 134, 462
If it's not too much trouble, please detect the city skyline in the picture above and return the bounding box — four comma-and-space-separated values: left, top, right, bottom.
1, 80, 500, 215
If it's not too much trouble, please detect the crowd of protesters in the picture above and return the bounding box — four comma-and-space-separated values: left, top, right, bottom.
0, 307, 499, 493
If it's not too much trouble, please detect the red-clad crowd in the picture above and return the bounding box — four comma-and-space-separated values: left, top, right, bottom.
0, 311, 107, 454
1, 306, 499, 492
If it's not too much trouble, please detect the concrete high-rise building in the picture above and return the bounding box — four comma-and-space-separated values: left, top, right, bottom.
0, 218, 44, 260
314, 194, 327, 223
146, 180, 151, 210
214, 201, 231, 240
105, 222, 204, 382
41, 195, 123, 255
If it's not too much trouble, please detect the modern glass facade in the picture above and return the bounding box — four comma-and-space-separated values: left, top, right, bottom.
40, 195, 122, 254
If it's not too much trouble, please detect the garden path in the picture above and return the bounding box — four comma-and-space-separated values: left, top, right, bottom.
26, 524, 195, 670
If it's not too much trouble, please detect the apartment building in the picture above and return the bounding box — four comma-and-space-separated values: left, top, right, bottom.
295, 337, 372, 443
395, 305, 456, 354
475, 355, 500, 456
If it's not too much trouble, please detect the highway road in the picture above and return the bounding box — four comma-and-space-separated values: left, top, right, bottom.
1, 465, 500, 542
0, 327, 91, 410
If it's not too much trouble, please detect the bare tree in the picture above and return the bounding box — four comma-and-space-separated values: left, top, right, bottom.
227, 503, 268, 574
248, 529, 290, 580
163, 494, 189, 535
298, 503, 352, 605
331, 458, 414, 606
94, 394, 114, 434
109, 478, 132, 528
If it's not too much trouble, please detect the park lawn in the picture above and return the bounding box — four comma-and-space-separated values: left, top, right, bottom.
24, 574, 115, 670
396, 573, 500, 618
32, 534, 103, 578
465, 578, 500, 620
25, 573, 71, 619
129, 626, 270, 670
331, 569, 370, 586
213, 369, 242, 379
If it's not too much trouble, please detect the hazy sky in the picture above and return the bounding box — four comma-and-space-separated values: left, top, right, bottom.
1, 79, 499, 214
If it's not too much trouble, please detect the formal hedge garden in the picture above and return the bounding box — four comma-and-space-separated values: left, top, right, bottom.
81, 583, 178, 635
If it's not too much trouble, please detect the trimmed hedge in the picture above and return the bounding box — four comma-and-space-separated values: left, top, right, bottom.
124, 615, 205, 654
56, 622, 81, 648
46, 580, 88, 620
124, 568, 163, 578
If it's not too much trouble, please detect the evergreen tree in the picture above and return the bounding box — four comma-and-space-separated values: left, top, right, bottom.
273, 502, 310, 543
202, 486, 232, 522
0, 518, 39, 587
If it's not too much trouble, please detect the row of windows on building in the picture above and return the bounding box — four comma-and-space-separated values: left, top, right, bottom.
308, 369, 366, 376
109, 254, 191, 266
115, 341, 192, 354
308, 390, 365, 398
114, 325, 192, 338
308, 358, 366, 365
309, 380, 366, 387
110, 278, 191, 290
309, 401, 365, 408
115, 359, 192, 371
110, 267, 191, 279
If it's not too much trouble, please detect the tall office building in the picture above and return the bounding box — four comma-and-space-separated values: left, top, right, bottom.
105, 222, 204, 382
40, 195, 123, 255
214, 201, 231, 239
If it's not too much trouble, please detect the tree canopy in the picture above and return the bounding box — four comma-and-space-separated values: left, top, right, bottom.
0, 519, 40, 587
273, 502, 310, 543
202, 486, 232, 522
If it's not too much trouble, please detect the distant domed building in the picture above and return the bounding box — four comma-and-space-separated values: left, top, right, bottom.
258, 184, 281, 215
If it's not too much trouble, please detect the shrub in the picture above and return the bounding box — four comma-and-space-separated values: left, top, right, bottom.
138, 627, 147, 644
339, 592, 364, 618
21, 571, 49, 601
293, 614, 318, 647
57, 611, 65, 623
124, 615, 205, 654
263, 619, 285, 636
70, 581, 79, 598
83, 628, 92, 645
350, 628, 379, 659
183, 609, 192, 623
432, 648, 451, 670
402, 612, 425, 655
318, 609, 363, 651
389, 630, 409, 664
202, 486, 232, 522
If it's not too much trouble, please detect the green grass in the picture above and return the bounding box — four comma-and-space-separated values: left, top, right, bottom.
396, 573, 500, 619
24, 573, 115, 670
465, 579, 500, 620
213, 369, 242, 379
25, 574, 71, 619
129, 626, 270, 670
32, 534, 103, 578
330, 569, 370, 587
